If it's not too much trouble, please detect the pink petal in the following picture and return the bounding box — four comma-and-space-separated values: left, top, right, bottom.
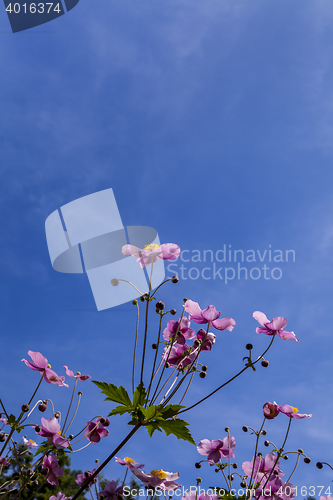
184, 300, 205, 323
211, 317, 236, 331
277, 330, 299, 342
121, 244, 143, 257
201, 305, 221, 322
63, 365, 75, 377
197, 438, 212, 456
267, 317, 287, 330
253, 311, 270, 326
158, 243, 180, 261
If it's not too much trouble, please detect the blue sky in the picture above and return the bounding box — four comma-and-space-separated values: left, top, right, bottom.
1, 0, 333, 496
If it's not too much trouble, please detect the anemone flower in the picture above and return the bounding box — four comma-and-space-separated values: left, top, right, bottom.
21, 351, 68, 387
75, 469, 97, 486
162, 317, 195, 345
197, 436, 236, 463
98, 480, 124, 500
64, 365, 91, 381
43, 454, 63, 486
277, 404, 312, 419
184, 300, 235, 331
84, 418, 109, 443
122, 243, 180, 269
253, 312, 298, 342
35, 417, 70, 449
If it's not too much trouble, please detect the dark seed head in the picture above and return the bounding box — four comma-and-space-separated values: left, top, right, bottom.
54, 411, 60, 419
0, 433, 5, 442
156, 301, 165, 311
242, 426, 248, 432
245, 343, 253, 350
170, 309, 177, 315
201, 365, 208, 372
111, 279, 119, 286
304, 457, 311, 464
99, 417, 106, 425
38, 403, 47, 412
171, 276, 179, 283
21, 404, 30, 413
240, 481, 246, 488
152, 343, 157, 349
261, 360, 269, 368
69, 434, 74, 440
195, 462, 201, 469
232, 463, 238, 469
41, 467, 48, 475
261, 429, 267, 435
139, 296, 145, 302
264, 440, 270, 447
35, 426, 41, 433
316, 462, 323, 469
199, 371, 207, 379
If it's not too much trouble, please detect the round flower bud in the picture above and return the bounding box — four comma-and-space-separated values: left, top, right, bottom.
215, 468, 219, 473
104, 419, 110, 427
232, 463, 238, 469
195, 462, 201, 469
170, 309, 177, 315
245, 343, 253, 350
26, 468, 33, 477
132, 300, 138, 305
183, 298, 188, 303
228, 475, 234, 481
194, 340, 200, 347
199, 371, 207, 379
11, 472, 20, 479
304, 457, 311, 464
99, 417, 106, 425
41, 467, 48, 475
111, 279, 119, 286
35, 426, 41, 433
0, 433, 5, 442
165, 362, 170, 368
224, 427, 229, 432
261, 429, 267, 435
152, 344, 157, 349
38, 402, 47, 412
140, 296, 145, 302
264, 440, 270, 447
156, 301, 165, 311
283, 455, 288, 460
171, 276, 179, 283
21, 404, 30, 413
54, 411, 60, 418
240, 481, 246, 488
201, 365, 208, 372
242, 426, 248, 432
261, 360, 269, 368
316, 462, 323, 469
69, 434, 74, 440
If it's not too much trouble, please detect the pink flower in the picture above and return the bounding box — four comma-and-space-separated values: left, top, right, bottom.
23, 436, 38, 448
84, 418, 109, 443
320, 496, 333, 500
197, 437, 236, 464
242, 452, 283, 483
75, 469, 97, 486
115, 457, 145, 469
182, 493, 219, 500
122, 243, 180, 269
49, 494, 72, 500
35, 417, 70, 449
21, 351, 69, 387
0, 417, 8, 425
184, 300, 236, 331
195, 329, 216, 351
43, 454, 63, 486
64, 366, 91, 381
253, 312, 298, 342
277, 404, 312, 419
263, 402, 280, 420
131, 467, 181, 491
0, 457, 10, 467
162, 317, 195, 345
97, 480, 123, 500
163, 344, 197, 370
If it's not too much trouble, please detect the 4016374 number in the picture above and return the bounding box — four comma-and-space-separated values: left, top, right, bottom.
5, 3, 61, 14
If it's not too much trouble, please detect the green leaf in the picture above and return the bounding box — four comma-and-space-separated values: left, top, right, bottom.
8, 414, 16, 425
93, 381, 132, 406
34, 441, 49, 456
158, 419, 196, 445
108, 405, 133, 417
139, 405, 159, 421
159, 404, 185, 420
132, 382, 147, 408
145, 422, 163, 437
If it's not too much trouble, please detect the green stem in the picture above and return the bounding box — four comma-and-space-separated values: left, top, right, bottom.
132, 301, 140, 394
249, 418, 266, 488
62, 378, 78, 434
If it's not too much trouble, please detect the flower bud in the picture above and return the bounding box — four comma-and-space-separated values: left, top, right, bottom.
228, 474, 234, 481
273, 470, 279, 475
132, 300, 138, 305
140, 296, 145, 302
171, 276, 179, 283
33, 480, 39, 486
0, 433, 5, 442
38, 402, 47, 412
170, 309, 177, 315
165, 362, 170, 368
224, 427, 229, 432
54, 411, 60, 419
240, 481, 246, 488
35, 426, 41, 433
298, 448, 303, 454
99, 417, 106, 425
195, 462, 201, 469
11, 472, 20, 479
261, 360, 269, 368
199, 371, 207, 379
242, 426, 248, 432
264, 440, 269, 447
304, 457, 311, 464
111, 279, 119, 286
261, 429, 267, 435
201, 365, 208, 372
245, 343, 253, 350
232, 463, 238, 469
194, 340, 200, 347
316, 462, 323, 469
41, 467, 48, 475
21, 404, 30, 413
69, 434, 74, 440
283, 455, 288, 460
26, 468, 33, 477
156, 301, 165, 311
152, 344, 157, 349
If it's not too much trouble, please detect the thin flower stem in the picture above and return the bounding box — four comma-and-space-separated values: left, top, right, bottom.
22, 400, 43, 422
148, 262, 154, 295
281, 452, 301, 493
150, 278, 173, 298
132, 301, 140, 394
71, 423, 142, 500
0, 398, 9, 419
178, 357, 199, 405
178, 335, 276, 414
28, 372, 45, 405
227, 428, 231, 491
257, 418, 292, 500
63, 391, 82, 436
146, 313, 163, 403
159, 373, 180, 404
151, 367, 178, 405
221, 468, 231, 491
117, 279, 143, 296
62, 378, 78, 434
122, 468, 128, 487
140, 298, 150, 387
249, 418, 266, 488
89, 485, 95, 500
72, 442, 92, 452
149, 308, 186, 404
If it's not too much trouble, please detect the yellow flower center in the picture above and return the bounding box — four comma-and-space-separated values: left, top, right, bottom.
151, 469, 167, 479
58, 430, 62, 435
290, 406, 298, 413
29, 439, 36, 445
144, 244, 160, 251
125, 457, 135, 464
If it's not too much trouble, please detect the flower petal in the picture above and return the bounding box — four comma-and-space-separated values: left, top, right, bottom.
201, 305, 221, 322
253, 311, 270, 326
267, 317, 287, 331
211, 317, 236, 331
159, 243, 180, 261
